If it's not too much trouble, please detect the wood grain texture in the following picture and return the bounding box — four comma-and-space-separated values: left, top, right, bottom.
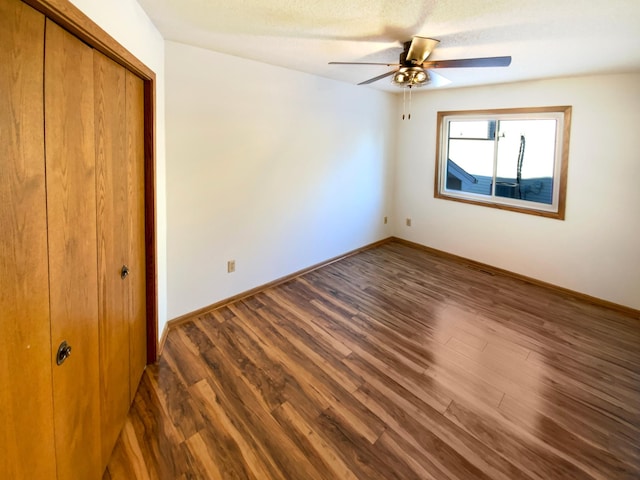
95, 49, 131, 470
143, 77, 158, 363
21, 0, 160, 364
105, 241, 640, 479
126, 69, 148, 399
45, 19, 102, 480
95, 51, 148, 470
22, 0, 154, 80
0, 1, 56, 477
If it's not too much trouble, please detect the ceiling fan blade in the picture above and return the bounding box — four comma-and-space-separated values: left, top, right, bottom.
422, 56, 512, 69
358, 69, 397, 85
329, 61, 400, 66
406, 36, 440, 63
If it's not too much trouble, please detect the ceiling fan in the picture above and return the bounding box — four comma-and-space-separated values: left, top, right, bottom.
329, 36, 511, 88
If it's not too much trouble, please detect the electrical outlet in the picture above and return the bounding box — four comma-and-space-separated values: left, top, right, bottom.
406, 218, 412, 227
227, 260, 235, 273
384, 216, 388, 224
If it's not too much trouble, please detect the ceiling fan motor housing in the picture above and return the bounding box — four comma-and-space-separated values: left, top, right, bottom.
401, 41, 412, 63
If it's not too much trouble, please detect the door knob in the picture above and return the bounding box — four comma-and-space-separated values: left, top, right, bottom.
56, 341, 72, 366
121, 265, 130, 280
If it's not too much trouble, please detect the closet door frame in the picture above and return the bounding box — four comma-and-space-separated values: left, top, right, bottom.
23, 0, 159, 362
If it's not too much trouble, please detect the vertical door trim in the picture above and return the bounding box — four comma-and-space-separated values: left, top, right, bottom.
23, 0, 159, 362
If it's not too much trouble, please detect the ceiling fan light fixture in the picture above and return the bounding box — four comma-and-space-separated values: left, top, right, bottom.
393, 66, 429, 87
393, 71, 407, 83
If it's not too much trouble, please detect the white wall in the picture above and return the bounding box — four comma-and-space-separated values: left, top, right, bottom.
66, 0, 638, 323
165, 41, 395, 319
68, 0, 168, 334
395, 73, 640, 310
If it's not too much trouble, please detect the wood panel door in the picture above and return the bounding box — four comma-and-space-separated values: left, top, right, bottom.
44, 19, 102, 480
125, 69, 147, 399
2, 1, 152, 476
94, 50, 131, 468
0, 1, 56, 478
95, 51, 147, 467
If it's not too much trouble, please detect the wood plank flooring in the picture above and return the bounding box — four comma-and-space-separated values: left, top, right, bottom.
104, 241, 640, 479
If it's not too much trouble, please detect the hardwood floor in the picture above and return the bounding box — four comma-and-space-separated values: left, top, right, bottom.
104, 241, 640, 479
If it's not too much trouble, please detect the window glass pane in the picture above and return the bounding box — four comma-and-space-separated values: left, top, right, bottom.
446, 121, 495, 196
495, 119, 557, 204
449, 120, 496, 140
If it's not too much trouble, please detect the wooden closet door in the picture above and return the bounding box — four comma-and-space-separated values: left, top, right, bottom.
45, 19, 102, 480
126, 70, 147, 398
94, 50, 131, 468
0, 1, 56, 478
95, 52, 147, 467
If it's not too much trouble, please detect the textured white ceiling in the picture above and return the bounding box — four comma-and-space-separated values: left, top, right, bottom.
138, 0, 640, 92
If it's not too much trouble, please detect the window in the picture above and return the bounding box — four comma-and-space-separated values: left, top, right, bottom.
435, 106, 572, 219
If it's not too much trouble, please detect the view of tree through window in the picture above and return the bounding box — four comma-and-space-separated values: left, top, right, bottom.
435, 107, 571, 219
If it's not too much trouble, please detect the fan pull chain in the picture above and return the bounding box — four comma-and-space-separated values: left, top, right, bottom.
401, 86, 413, 121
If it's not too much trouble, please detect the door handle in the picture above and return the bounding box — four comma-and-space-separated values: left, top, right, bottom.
56, 341, 72, 366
